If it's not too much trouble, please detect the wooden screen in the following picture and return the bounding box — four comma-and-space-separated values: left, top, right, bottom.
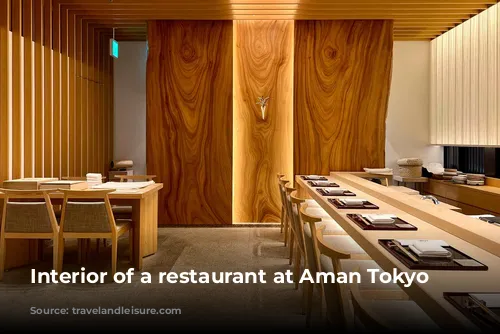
146, 21, 233, 225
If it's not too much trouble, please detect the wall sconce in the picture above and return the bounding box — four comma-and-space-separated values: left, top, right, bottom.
256, 96, 270, 120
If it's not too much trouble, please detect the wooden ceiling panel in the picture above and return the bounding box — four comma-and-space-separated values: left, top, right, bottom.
57, 0, 499, 40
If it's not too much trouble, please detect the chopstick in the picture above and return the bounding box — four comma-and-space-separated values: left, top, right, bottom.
392, 240, 419, 262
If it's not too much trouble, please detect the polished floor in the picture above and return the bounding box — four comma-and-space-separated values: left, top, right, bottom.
0, 227, 325, 330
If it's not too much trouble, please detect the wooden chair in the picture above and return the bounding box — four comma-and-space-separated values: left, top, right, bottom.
0, 189, 59, 280
117, 175, 156, 182
277, 173, 286, 235
57, 189, 133, 276
278, 177, 291, 246
298, 205, 348, 326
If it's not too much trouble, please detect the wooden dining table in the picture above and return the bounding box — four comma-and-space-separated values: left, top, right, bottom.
0, 183, 163, 270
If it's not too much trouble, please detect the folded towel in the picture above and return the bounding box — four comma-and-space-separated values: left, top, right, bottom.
323, 188, 346, 195
363, 214, 396, 224
86, 173, 102, 179
307, 175, 322, 180
313, 181, 331, 186
409, 240, 451, 258
341, 199, 365, 206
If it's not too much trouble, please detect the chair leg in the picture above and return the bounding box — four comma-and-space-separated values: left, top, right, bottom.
283, 212, 289, 246
288, 233, 295, 265
294, 248, 301, 290
0, 235, 6, 281
52, 237, 58, 273
128, 229, 134, 263
111, 237, 118, 277
57, 237, 64, 273
305, 279, 314, 327
280, 206, 284, 233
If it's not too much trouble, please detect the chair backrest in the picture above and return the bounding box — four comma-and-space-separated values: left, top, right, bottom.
315, 226, 352, 328
59, 189, 116, 234
284, 184, 296, 230
118, 175, 156, 182
290, 191, 308, 255
0, 189, 58, 234
278, 177, 288, 208
298, 206, 323, 274
349, 270, 389, 331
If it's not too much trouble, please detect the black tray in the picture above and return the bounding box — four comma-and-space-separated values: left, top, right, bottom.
328, 198, 379, 210
301, 175, 328, 181
444, 292, 500, 330
317, 189, 356, 197
307, 181, 339, 187
379, 239, 488, 271
347, 214, 417, 231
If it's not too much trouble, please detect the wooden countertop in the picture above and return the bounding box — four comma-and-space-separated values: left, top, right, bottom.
333, 172, 500, 258
429, 178, 500, 197
297, 174, 500, 331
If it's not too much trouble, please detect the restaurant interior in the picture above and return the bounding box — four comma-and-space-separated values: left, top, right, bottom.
1, 0, 500, 331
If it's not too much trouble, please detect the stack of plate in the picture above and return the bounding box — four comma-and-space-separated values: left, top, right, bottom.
451, 174, 467, 184
467, 174, 485, 186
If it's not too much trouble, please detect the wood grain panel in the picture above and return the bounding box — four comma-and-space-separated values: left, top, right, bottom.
294, 20, 393, 175
146, 20, 233, 225
233, 20, 294, 223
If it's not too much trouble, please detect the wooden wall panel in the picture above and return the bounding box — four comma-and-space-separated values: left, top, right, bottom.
0, 0, 10, 182
0, 2, 114, 269
294, 20, 393, 175
431, 2, 500, 146
146, 20, 233, 225
233, 20, 294, 223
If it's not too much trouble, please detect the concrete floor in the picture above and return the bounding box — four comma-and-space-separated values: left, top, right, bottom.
0, 227, 326, 330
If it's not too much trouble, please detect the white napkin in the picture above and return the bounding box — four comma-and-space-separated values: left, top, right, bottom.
341, 199, 365, 206
86, 173, 102, 179
307, 175, 322, 180
409, 240, 451, 258
323, 188, 346, 195
363, 214, 396, 224
314, 181, 331, 186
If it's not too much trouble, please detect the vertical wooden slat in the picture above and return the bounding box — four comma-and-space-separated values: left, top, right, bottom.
43, 0, 53, 176
11, 0, 23, 179
23, 0, 34, 177
462, 20, 471, 145
61, 7, 69, 177
102, 32, 109, 173
455, 25, 463, 146
0, 0, 11, 182
487, 6, 497, 146
448, 30, 456, 145
81, 20, 88, 175
68, 12, 76, 176
436, 37, 443, 145
34, 0, 44, 177
478, 11, 488, 145
470, 15, 479, 145
88, 24, 95, 172
75, 16, 82, 176
430, 40, 436, 145
95, 29, 102, 173
52, 0, 61, 178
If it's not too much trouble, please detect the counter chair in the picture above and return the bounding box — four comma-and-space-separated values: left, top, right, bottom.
0, 189, 60, 280
57, 189, 133, 276
291, 193, 347, 326
277, 173, 286, 236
